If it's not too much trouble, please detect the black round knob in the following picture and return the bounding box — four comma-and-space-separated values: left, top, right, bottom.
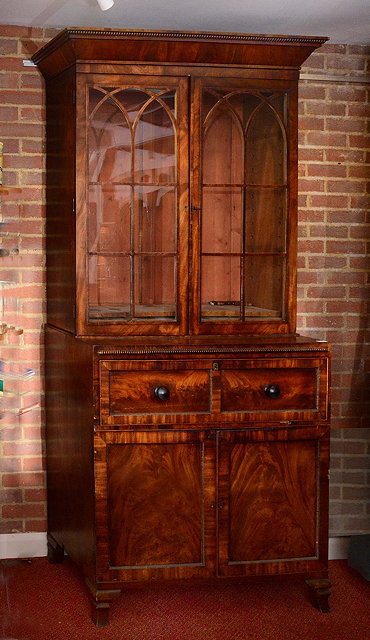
154, 386, 170, 401
264, 384, 281, 399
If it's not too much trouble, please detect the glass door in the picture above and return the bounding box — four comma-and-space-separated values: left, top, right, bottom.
191, 78, 295, 335
81, 75, 188, 335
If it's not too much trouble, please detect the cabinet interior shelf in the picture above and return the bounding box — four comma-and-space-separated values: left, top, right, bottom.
88, 303, 281, 319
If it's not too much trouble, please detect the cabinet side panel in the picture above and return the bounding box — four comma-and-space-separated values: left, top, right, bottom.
45, 327, 95, 579
46, 69, 76, 332
107, 442, 203, 568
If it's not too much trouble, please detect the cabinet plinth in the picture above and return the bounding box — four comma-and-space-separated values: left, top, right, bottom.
35, 28, 331, 625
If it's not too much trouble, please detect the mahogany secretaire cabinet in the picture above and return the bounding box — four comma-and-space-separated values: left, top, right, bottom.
33, 28, 331, 626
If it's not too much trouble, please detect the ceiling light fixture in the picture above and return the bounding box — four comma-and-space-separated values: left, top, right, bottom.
96, 0, 114, 10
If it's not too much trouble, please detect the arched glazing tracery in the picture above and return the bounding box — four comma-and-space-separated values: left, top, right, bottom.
87, 86, 178, 322
200, 89, 288, 322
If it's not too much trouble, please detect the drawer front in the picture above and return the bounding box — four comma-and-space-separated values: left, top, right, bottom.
100, 360, 212, 424
99, 356, 329, 426
220, 358, 325, 417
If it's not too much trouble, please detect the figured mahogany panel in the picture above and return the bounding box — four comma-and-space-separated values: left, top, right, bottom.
107, 442, 203, 567
106, 370, 211, 416
217, 431, 325, 577
220, 367, 317, 413
229, 440, 317, 560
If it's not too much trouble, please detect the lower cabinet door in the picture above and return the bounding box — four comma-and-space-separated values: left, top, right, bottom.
217, 427, 330, 577
94, 430, 216, 582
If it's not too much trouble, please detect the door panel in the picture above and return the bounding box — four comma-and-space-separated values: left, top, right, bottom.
228, 440, 317, 561
108, 441, 203, 567
217, 429, 329, 577
95, 430, 216, 582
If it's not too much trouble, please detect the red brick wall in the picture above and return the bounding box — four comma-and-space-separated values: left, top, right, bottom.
299, 45, 370, 535
0, 26, 55, 535
0, 27, 369, 538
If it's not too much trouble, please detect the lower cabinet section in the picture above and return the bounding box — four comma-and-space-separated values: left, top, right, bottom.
93, 426, 329, 591
44, 327, 331, 626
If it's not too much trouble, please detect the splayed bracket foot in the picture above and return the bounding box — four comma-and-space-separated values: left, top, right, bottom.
306, 578, 331, 613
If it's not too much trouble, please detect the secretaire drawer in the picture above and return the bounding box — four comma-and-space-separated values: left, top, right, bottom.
99, 356, 329, 426
219, 358, 328, 419
100, 360, 212, 424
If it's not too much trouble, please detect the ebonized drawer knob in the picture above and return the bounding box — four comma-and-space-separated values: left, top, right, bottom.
263, 384, 281, 399
154, 385, 170, 401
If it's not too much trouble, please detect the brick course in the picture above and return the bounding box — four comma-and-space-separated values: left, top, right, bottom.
299, 47, 370, 535
0, 25, 52, 537
0, 28, 369, 537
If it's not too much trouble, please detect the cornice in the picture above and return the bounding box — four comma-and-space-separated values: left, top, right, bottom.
32, 27, 328, 67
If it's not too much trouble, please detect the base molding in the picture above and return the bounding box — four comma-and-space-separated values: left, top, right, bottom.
0, 532, 47, 559
0, 532, 350, 561
328, 536, 351, 560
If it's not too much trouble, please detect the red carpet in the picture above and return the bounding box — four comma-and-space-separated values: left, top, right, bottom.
1, 558, 369, 639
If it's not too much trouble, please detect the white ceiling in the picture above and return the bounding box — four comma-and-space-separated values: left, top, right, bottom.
0, 0, 369, 45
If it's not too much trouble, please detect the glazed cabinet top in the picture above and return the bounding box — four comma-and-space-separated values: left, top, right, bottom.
33, 29, 327, 338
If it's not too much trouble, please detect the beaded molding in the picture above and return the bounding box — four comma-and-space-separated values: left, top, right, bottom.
96, 345, 328, 356
66, 29, 327, 45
